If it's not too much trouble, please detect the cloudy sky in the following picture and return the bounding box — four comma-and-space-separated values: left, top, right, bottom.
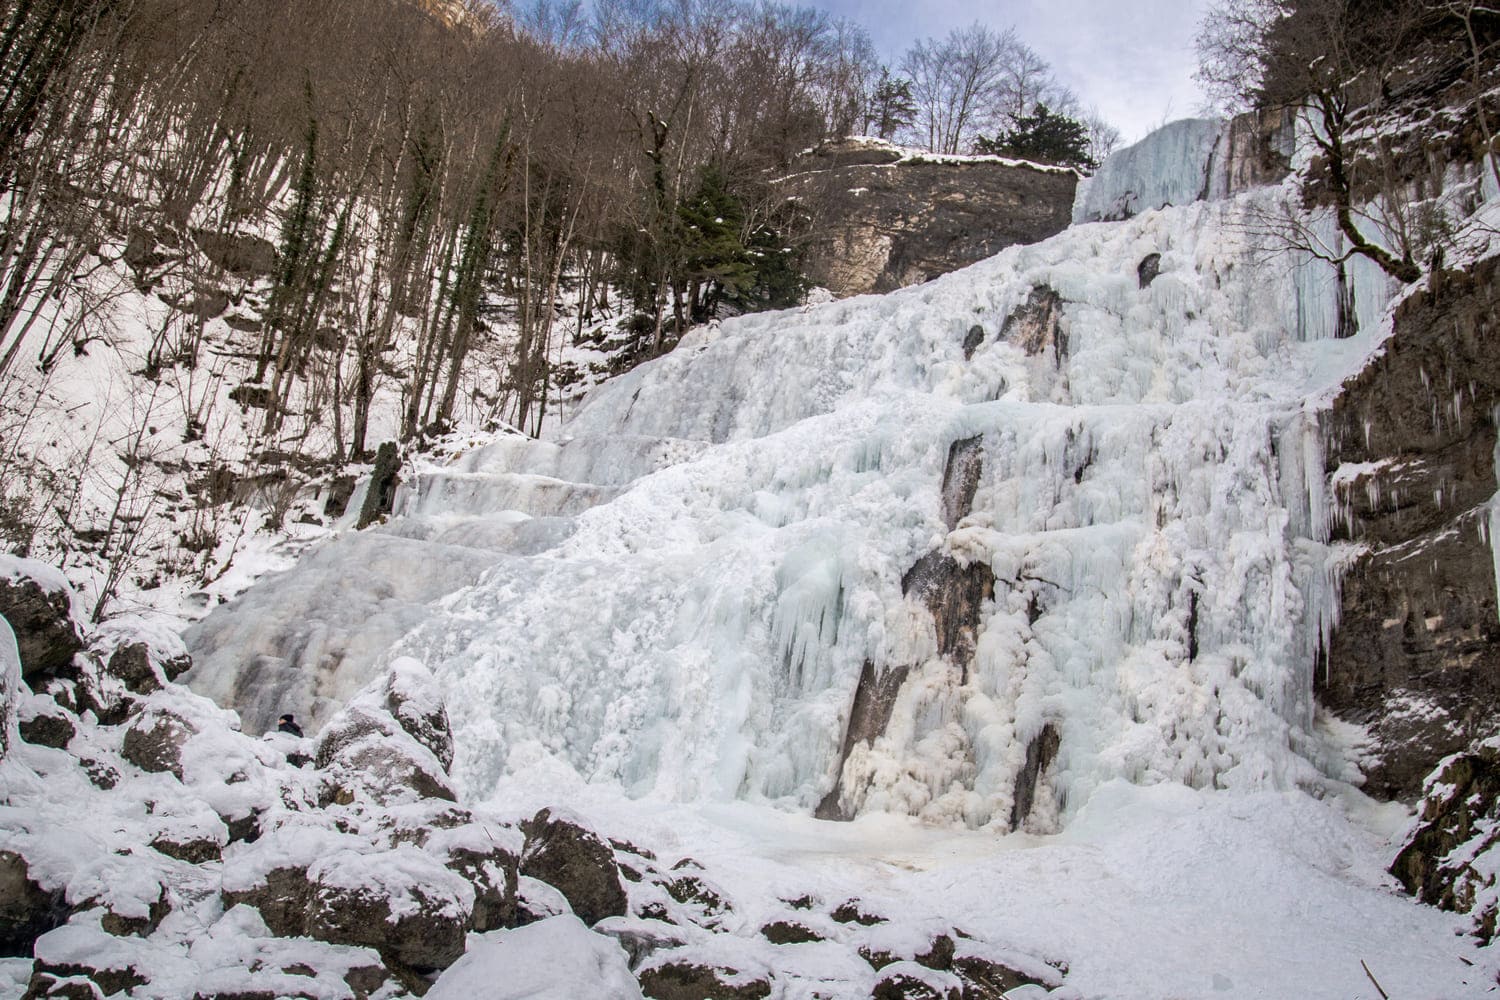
808, 0, 1213, 145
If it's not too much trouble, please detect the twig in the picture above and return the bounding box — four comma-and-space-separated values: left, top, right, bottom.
1361, 959, 1390, 1000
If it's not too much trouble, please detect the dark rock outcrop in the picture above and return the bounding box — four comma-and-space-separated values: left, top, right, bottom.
777, 139, 1076, 298
356, 442, 401, 529
1319, 256, 1500, 799
1391, 740, 1500, 940
0, 574, 82, 681
1010, 724, 1061, 830
901, 552, 995, 673
192, 229, 277, 276
940, 436, 984, 531
637, 961, 771, 1000
1000, 285, 1067, 366
519, 808, 628, 926
0, 851, 68, 957
815, 661, 910, 821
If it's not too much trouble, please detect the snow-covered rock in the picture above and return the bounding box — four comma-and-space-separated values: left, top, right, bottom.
0, 556, 85, 681
426, 915, 643, 1000
519, 808, 628, 927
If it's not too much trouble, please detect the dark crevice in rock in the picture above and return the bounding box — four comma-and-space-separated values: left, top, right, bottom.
939, 436, 984, 530
1137, 253, 1162, 288
1187, 590, 1200, 663
962, 325, 985, 360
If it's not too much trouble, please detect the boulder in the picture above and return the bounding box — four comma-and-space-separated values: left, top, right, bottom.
871, 962, 962, 1000
427, 825, 519, 933
121, 707, 199, 779
519, 809, 628, 927
759, 919, 822, 944
0, 558, 84, 681
18, 694, 75, 749
103, 642, 190, 696
27, 924, 153, 998
222, 866, 315, 938
425, 915, 644, 1000
305, 847, 474, 972
192, 229, 277, 276
1392, 738, 1500, 940
315, 704, 456, 806
636, 961, 771, 1000
382, 658, 455, 771
0, 851, 69, 957
355, 442, 401, 530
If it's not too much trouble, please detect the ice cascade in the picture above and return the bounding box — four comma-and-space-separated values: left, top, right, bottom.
187, 121, 1399, 830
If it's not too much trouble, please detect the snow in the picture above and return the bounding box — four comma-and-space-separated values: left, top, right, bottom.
155, 116, 1500, 999
480, 777, 1490, 1000
427, 915, 644, 1000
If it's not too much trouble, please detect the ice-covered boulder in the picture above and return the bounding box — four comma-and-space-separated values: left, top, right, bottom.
870, 962, 962, 1000
520, 808, 628, 927
305, 846, 474, 972
94, 623, 192, 697
0, 556, 84, 682
315, 703, 456, 806
427, 914, 643, 1000
636, 957, 772, 1000
120, 704, 200, 779
16, 693, 74, 750
221, 825, 369, 937
425, 821, 522, 933
314, 661, 458, 807
382, 657, 455, 771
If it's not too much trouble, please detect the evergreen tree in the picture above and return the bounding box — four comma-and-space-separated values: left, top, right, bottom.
865, 69, 916, 141
975, 105, 1095, 170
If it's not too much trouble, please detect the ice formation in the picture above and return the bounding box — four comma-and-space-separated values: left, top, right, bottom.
188, 120, 1405, 830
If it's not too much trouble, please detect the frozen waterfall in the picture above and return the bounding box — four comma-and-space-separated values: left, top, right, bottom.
186, 120, 1399, 830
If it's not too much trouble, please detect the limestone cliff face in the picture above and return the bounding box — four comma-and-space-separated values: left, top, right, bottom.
1321, 257, 1500, 800
778, 140, 1077, 298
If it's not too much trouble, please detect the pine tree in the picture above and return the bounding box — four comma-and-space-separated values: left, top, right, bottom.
866, 69, 916, 141
974, 105, 1095, 170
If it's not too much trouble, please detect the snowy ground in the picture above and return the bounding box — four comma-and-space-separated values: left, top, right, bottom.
484, 770, 1492, 1000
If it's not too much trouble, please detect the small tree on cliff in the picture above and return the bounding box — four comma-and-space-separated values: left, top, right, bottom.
974, 104, 1095, 169
866, 69, 916, 140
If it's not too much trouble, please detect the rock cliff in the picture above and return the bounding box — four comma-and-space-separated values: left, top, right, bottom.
1321, 257, 1500, 800
777, 139, 1077, 298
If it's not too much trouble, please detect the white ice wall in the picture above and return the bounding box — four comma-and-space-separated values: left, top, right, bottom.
189, 124, 1408, 830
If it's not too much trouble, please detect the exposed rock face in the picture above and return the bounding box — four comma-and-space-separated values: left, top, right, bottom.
815, 661, 911, 821
940, 436, 984, 531
356, 442, 401, 529
778, 139, 1076, 298
0, 568, 83, 680
1319, 256, 1500, 799
637, 961, 771, 1000
901, 553, 995, 674
1010, 724, 1061, 829
0, 851, 68, 957
519, 808, 628, 926
1000, 285, 1067, 364
1391, 739, 1500, 940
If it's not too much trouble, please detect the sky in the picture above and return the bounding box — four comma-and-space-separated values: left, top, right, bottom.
808, 0, 1214, 145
